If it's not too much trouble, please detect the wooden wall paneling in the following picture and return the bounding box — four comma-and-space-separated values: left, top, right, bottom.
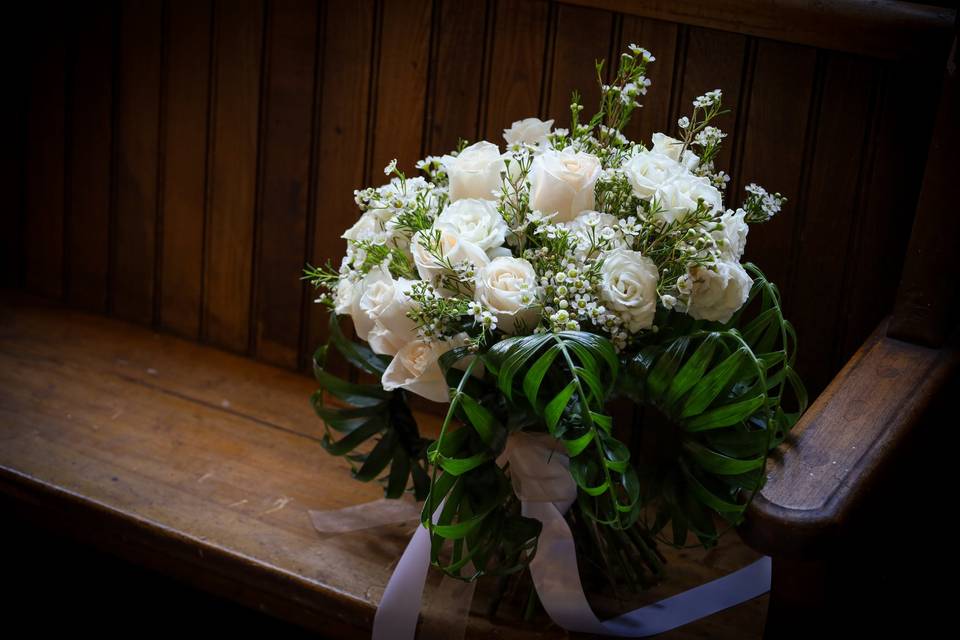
204, 0, 265, 352
735, 41, 818, 293
253, 0, 319, 369
786, 52, 880, 396
302, 0, 376, 371
616, 15, 679, 145
112, 0, 163, 325
482, 0, 551, 139
0, 5, 28, 290
425, 0, 490, 153
837, 58, 943, 362
64, 4, 114, 312
159, 0, 213, 339
23, 7, 66, 300
546, 3, 614, 129
674, 26, 747, 175
368, 0, 433, 177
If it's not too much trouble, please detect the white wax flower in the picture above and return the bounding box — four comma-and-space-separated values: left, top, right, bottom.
563, 210, 625, 257
475, 257, 540, 334
442, 141, 505, 202
653, 174, 723, 224
598, 248, 659, 332
503, 117, 554, 147
411, 228, 490, 290
684, 261, 753, 323
434, 198, 508, 254
713, 208, 749, 261
528, 148, 602, 223
381, 333, 479, 403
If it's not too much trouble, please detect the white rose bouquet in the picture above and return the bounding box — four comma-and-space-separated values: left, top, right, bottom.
306, 45, 807, 619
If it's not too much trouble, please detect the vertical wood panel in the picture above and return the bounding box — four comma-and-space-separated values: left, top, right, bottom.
253, 0, 318, 368
426, 0, 489, 153
617, 15, 679, 145
369, 0, 433, 176
24, 10, 66, 299
736, 41, 817, 291
546, 4, 614, 129
482, 0, 551, 139
204, 0, 264, 352
788, 53, 879, 395
159, 0, 213, 339
303, 0, 375, 369
113, 0, 163, 324
65, 4, 114, 312
675, 27, 746, 172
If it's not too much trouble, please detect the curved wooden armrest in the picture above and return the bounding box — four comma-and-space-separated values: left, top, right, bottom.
738, 317, 958, 557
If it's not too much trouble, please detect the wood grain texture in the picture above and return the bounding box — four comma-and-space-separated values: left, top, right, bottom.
368, 0, 433, 176
425, 0, 490, 153
787, 53, 880, 396
65, 3, 113, 312
617, 15, 679, 146
559, 0, 956, 60
303, 0, 375, 372
253, 0, 319, 369
204, 0, 265, 352
482, 0, 551, 139
546, 3, 614, 129
112, 0, 162, 325
24, 9, 66, 300
159, 0, 213, 339
0, 293, 767, 639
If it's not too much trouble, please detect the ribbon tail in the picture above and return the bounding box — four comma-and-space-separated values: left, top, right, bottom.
524, 500, 772, 637
373, 523, 433, 640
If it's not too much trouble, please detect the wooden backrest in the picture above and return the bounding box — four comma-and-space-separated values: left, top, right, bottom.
2, 0, 954, 398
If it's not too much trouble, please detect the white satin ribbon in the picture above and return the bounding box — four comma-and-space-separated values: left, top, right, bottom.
310, 431, 772, 639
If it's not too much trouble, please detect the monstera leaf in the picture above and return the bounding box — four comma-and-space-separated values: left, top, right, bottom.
620, 264, 807, 548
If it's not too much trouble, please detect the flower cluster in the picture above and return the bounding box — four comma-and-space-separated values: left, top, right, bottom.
306, 46, 785, 402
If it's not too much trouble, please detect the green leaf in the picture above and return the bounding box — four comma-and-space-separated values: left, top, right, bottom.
328, 314, 389, 375
682, 440, 765, 475
683, 394, 765, 431
459, 393, 500, 447
545, 380, 577, 434
321, 417, 385, 455
353, 430, 398, 481
679, 347, 751, 418
523, 344, 561, 409
664, 333, 718, 407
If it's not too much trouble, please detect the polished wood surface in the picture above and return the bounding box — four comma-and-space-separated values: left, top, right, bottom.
0, 293, 769, 638
8, 0, 953, 398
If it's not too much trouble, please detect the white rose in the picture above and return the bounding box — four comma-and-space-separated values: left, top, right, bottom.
411, 228, 490, 290
622, 151, 682, 199
475, 257, 540, 333
442, 141, 505, 202
434, 198, 508, 254
713, 208, 749, 261
598, 248, 659, 332
528, 149, 602, 223
381, 333, 479, 403
360, 274, 418, 356
341, 209, 388, 245
503, 117, 554, 147
685, 261, 753, 323
654, 174, 723, 224
651, 132, 684, 162
340, 266, 392, 341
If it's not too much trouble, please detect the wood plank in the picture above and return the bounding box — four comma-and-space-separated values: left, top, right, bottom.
368, 0, 433, 176
253, 0, 319, 369
546, 3, 614, 129
617, 15, 679, 146
303, 0, 375, 373
426, 0, 490, 153
674, 26, 747, 174
0, 294, 767, 638
786, 52, 879, 396
113, 0, 163, 325
65, 3, 114, 312
559, 0, 955, 61
159, 0, 213, 339
735, 41, 817, 292
204, 0, 265, 352
23, 8, 66, 300
482, 0, 551, 139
